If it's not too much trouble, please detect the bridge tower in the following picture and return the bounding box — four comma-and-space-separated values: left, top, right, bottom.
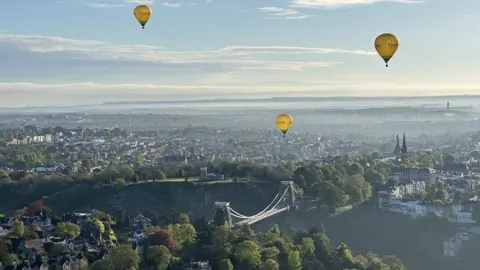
212, 202, 233, 227
280, 181, 296, 208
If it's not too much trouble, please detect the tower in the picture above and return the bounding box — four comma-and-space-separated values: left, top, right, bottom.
280, 181, 296, 208
401, 133, 408, 158
393, 135, 401, 154
200, 167, 207, 181
212, 202, 232, 227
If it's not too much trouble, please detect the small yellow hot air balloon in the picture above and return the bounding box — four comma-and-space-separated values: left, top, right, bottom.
374, 33, 399, 67
134, 5, 152, 29
276, 114, 293, 137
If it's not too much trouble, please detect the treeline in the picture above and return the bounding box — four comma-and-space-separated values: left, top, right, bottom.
0, 158, 393, 213
0, 205, 407, 270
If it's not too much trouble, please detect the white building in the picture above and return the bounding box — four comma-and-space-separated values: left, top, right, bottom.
378, 187, 475, 223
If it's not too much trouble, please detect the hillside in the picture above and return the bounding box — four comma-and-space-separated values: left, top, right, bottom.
43, 181, 279, 217
0, 180, 459, 270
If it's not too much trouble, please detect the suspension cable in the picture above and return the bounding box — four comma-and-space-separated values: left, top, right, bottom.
234, 186, 291, 222
229, 191, 281, 219
229, 185, 290, 219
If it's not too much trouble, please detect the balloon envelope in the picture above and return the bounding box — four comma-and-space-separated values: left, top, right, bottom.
276, 114, 293, 135
134, 5, 152, 29
374, 33, 399, 67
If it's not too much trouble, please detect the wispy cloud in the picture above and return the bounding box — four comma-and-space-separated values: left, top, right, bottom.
257, 6, 312, 19
0, 32, 386, 106
84, 2, 127, 8
290, 0, 422, 8
0, 32, 375, 73
83, 0, 197, 8
258, 7, 298, 16
161, 1, 195, 7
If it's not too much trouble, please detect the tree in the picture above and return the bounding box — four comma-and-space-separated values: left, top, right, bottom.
330, 243, 356, 270
56, 222, 81, 239
347, 162, 364, 176
167, 223, 196, 249
364, 169, 386, 186
148, 230, 176, 250
72, 258, 89, 270
262, 246, 280, 261
108, 244, 140, 270
47, 243, 69, 257
147, 245, 171, 270
420, 155, 434, 168
164, 211, 190, 225
345, 175, 371, 203
260, 259, 279, 270
311, 181, 347, 207
301, 252, 320, 270
312, 233, 330, 266
287, 250, 302, 270
11, 220, 24, 238
382, 255, 405, 270
97, 168, 121, 183
0, 239, 15, 266
89, 259, 114, 270
152, 169, 166, 181
26, 200, 44, 215
219, 259, 233, 270
13, 160, 29, 171
0, 170, 10, 183
299, 237, 315, 255
211, 224, 233, 259
234, 240, 261, 269
443, 154, 455, 165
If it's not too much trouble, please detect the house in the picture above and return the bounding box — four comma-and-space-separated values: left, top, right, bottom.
63, 213, 91, 225
24, 239, 45, 253
132, 215, 152, 229
185, 261, 212, 270
0, 226, 10, 237
199, 167, 224, 181
6, 138, 21, 146
444, 163, 470, 175
22, 216, 52, 229
32, 165, 58, 174
390, 167, 436, 184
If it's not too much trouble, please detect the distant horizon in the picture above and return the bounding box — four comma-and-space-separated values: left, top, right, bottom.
101, 94, 479, 105
0, 94, 475, 111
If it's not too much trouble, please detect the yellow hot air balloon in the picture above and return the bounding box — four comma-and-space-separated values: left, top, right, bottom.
134, 5, 152, 29
276, 114, 293, 137
374, 33, 399, 67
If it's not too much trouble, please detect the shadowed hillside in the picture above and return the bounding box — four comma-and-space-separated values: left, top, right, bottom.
0, 181, 459, 270
42, 181, 279, 218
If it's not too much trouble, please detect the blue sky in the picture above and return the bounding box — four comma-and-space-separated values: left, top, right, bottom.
0, 0, 478, 107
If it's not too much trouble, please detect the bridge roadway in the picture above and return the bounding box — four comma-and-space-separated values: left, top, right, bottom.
234, 206, 290, 226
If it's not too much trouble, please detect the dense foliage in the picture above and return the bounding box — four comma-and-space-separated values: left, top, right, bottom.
0, 155, 386, 212
0, 206, 406, 270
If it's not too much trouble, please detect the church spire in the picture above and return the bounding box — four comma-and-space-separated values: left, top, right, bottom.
401, 133, 407, 154
393, 135, 401, 154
